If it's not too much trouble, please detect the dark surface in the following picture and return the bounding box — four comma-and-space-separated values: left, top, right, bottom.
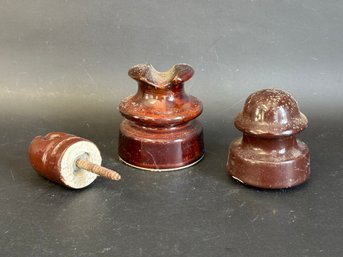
1, 1, 342, 256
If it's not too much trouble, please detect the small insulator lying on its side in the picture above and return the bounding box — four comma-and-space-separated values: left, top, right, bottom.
29, 132, 121, 189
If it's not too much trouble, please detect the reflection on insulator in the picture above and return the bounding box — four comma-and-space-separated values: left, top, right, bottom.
276, 106, 288, 124
278, 148, 286, 154
254, 107, 265, 121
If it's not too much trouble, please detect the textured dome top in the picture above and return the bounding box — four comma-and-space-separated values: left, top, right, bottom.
235, 89, 308, 137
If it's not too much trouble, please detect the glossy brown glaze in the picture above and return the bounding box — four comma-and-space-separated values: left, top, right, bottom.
29, 132, 102, 189
118, 64, 204, 171
228, 89, 310, 189
29, 132, 83, 185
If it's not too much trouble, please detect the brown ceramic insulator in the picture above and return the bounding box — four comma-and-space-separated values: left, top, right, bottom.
228, 89, 310, 189
29, 132, 120, 189
118, 64, 204, 171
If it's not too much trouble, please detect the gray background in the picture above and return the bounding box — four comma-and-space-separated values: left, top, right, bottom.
1, 1, 342, 256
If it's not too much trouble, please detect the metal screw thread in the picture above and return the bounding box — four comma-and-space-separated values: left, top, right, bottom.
76, 159, 121, 181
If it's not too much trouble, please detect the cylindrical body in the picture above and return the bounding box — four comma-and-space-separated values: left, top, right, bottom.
29, 132, 102, 189
119, 120, 204, 170
229, 135, 310, 189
